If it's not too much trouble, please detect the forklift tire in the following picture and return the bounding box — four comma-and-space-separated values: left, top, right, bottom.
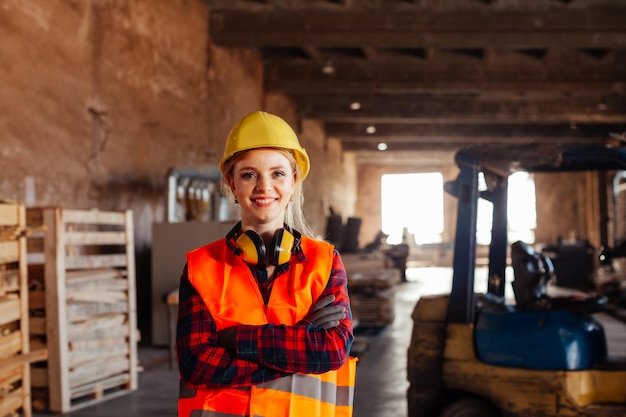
438, 397, 500, 417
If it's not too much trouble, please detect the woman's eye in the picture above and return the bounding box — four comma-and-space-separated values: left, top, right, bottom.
273, 170, 286, 177
241, 172, 255, 179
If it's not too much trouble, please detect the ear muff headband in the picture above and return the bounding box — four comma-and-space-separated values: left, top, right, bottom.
226, 222, 301, 266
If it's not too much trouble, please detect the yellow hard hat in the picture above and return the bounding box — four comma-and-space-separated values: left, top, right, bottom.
219, 111, 310, 179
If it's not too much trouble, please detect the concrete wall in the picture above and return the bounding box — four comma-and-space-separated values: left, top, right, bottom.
534, 171, 603, 248
0, 0, 357, 342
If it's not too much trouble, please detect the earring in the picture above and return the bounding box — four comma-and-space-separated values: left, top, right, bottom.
234, 197, 239, 204
289, 195, 294, 202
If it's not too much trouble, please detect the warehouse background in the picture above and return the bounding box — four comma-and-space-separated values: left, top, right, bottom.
0, 0, 620, 342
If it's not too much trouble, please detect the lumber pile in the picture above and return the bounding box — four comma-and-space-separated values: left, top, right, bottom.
26, 207, 138, 413
342, 253, 400, 329
0, 201, 40, 417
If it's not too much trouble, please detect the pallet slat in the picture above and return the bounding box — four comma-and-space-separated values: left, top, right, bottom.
64, 231, 127, 246
65, 254, 128, 270
0, 241, 19, 264
0, 203, 19, 226
62, 209, 126, 225
0, 298, 21, 326
0, 269, 20, 296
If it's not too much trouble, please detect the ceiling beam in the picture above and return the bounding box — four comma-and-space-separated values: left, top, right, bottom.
326, 122, 622, 140
210, 9, 626, 48
264, 51, 626, 95
298, 93, 626, 124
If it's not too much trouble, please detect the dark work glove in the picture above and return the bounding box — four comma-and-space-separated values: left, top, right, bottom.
301, 295, 347, 330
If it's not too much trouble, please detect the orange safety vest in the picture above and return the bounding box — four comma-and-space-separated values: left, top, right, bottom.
179, 236, 357, 417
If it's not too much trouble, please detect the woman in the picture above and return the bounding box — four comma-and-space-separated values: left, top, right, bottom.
176, 111, 357, 416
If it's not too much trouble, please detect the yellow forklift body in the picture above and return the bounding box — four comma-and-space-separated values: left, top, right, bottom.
408, 294, 626, 417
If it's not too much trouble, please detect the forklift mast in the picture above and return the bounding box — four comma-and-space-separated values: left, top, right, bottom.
444, 144, 626, 324
444, 153, 509, 324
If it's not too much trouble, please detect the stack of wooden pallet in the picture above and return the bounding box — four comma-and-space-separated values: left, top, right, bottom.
26, 207, 138, 413
0, 201, 46, 417
342, 253, 401, 329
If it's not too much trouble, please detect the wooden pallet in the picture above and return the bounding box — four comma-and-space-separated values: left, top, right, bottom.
26, 207, 138, 413
0, 201, 32, 417
350, 291, 395, 328
342, 254, 400, 329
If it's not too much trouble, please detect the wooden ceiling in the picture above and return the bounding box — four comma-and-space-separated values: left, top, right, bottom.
207, 0, 626, 162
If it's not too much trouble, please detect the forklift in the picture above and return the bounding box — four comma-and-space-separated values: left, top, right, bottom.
407, 144, 626, 417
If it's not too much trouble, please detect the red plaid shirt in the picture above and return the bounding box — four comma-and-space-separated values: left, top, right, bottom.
176, 245, 354, 389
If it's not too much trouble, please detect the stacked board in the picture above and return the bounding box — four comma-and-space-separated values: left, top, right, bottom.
0, 201, 35, 417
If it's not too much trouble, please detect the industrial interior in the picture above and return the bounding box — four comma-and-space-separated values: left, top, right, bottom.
1, 0, 626, 416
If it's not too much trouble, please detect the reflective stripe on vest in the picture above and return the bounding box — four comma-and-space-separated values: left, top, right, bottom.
179, 236, 356, 417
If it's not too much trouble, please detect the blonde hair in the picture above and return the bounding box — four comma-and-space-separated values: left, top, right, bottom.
220, 148, 315, 237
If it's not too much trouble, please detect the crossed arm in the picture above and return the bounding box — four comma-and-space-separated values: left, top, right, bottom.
176, 251, 354, 390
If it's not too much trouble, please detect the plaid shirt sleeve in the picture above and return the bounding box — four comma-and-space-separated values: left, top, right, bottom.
236, 250, 354, 374
177, 264, 291, 389
176, 250, 353, 389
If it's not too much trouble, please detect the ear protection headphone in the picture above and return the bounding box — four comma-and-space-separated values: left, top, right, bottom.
226, 222, 301, 266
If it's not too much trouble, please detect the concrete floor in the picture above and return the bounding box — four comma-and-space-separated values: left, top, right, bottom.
31, 266, 626, 417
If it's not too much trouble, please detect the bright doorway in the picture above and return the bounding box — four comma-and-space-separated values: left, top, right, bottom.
381, 171, 537, 246
381, 173, 444, 245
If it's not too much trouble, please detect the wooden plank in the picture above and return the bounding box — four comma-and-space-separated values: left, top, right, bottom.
0, 298, 21, 326
67, 314, 129, 343
29, 339, 46, 352
17, 203, 32, 417
0, 387, 24, 417
0, 349, 47, 373
65, 268, 125, 283
62, 209, 126, 225
0, 203, 19, 226
64, 231, 127, 246
70, 373, 130, 400
65, 254, 127, 270
69, 335, 131, 351
69, 356, 130, 388
66, 301, 128, 321
0, 269, 20, 296
66, 277, 128, 293
68, 343, 129, 368
0, 225, 24, 241
43, 207, 70, 413
0, 241, 19, 264
67, 291, 128, 303
0, 330, 21, 358
124, 209, 138, 390
0, 362, 21, 385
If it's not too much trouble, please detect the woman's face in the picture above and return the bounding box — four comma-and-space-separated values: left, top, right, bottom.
228, 148, 296, 231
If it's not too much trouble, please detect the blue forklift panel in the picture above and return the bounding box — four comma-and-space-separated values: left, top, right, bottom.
475, 309, 608, 370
